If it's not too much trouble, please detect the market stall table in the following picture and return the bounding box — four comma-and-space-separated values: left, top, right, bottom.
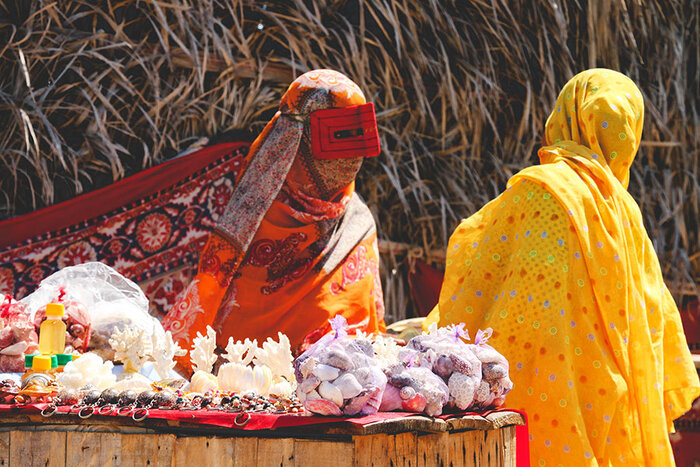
0, 405, 526, 466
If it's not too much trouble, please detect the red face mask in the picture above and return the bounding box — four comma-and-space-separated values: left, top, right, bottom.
309, 103, 381, 160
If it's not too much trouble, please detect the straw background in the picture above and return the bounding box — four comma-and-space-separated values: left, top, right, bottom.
1, 0, 697, 321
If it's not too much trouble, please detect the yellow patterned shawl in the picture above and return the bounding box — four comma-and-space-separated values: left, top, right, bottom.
426, 69, 699, 466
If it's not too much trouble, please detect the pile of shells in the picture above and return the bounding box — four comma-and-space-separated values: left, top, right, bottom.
294, 338, 387, 416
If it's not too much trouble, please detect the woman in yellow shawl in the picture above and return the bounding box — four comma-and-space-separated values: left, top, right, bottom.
426, 69, 699, 466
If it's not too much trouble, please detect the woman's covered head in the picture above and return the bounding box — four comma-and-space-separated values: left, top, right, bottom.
280, 70, 370, 200
543, 69, 644, 188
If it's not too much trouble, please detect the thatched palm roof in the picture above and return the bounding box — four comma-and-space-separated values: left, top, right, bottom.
1, 0, 697, 320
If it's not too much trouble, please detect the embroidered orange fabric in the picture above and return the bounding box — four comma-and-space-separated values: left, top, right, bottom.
163, 70, 385, 359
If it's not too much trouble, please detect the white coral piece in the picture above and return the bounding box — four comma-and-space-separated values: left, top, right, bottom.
57, 353, 116, 390
223, 336, 258, 365
152, 330, 187, 379
448, 372, 479, 410
109, 327, 153, 372
190, 326, 218, 373
253, 332, 294, 383
371, 334, 401, 368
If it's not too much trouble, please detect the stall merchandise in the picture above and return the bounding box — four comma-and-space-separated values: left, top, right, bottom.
0, 263, 524, 466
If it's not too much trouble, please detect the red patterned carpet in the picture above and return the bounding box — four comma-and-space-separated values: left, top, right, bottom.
0, 141, 249, 318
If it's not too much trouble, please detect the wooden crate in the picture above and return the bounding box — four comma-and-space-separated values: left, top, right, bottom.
0, 411, 524, 466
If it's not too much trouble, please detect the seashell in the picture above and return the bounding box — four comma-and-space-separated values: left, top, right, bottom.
344, 388, 372, 415
0, 379, 20, 399
269, 379, 294, 398
399, 386, 416, 401
449, 353, 480, 376
109, 373, 152, 392
313, 364, 341, 381
296, 387, 307, 403
405, 335, 429, 352
190, 370, 219, 394
344, 386, 382, 416
305, 397, 342, 416
218, 363, 248, 392
433, 355, 454, 379
401, 393, 427, 413
306, 389, 321, 400
251, 365, 273, 396
154, 378, 188, 391
333, 373, 362, 399
318, 381, 343, 407
379, 385, 402, 412
348, 339, 374, 357
473, 380, 491, 405
352, 367, 372, 386
299, 376, 321, 394
482, 363, 507, 380
295, 355, 315, 381
359, 386, 382, 415
0, 341, 28, 355
388, 374, 418, 390
320, 349, 354, 371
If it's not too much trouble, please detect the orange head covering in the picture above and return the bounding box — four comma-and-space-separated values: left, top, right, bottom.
164, 70, 385, 362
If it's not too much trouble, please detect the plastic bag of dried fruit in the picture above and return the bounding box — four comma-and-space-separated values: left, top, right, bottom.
294, 315, 387, 416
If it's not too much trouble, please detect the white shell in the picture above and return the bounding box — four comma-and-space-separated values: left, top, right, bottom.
218, 363, 248, 392
217, 363, 272, 396
269, 379, 294, 398
333, 373, 362, 399
109, 373, 152, 392
318, 381, 343, 407
299, 357, 317, 379
306, 389, 321, 400
313, 364, 340, 381
251, 365, 273, 395
0, 341, 28, 355
299, 376, 321, 394
190, 370, 219, 394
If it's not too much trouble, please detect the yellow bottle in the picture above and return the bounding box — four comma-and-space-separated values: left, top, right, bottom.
38, 303, 66, 355
21, 355, 54, 387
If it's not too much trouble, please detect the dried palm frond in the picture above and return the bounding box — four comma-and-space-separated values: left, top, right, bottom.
1, 0, 697, 321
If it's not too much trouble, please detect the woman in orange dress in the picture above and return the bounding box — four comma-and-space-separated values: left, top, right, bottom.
163, 70, 385, 356
426, 69, 699, 465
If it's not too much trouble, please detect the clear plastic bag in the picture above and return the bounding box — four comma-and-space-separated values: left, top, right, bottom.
402, 323, 484, 411
380, 363, 449, 416
294, 315, 387, 416
20, 262, 164, 360
466, 329, 513, 408
0, 297, 38, 372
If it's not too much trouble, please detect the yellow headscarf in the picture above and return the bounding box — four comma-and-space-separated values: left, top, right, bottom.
427, 69, 699, 466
